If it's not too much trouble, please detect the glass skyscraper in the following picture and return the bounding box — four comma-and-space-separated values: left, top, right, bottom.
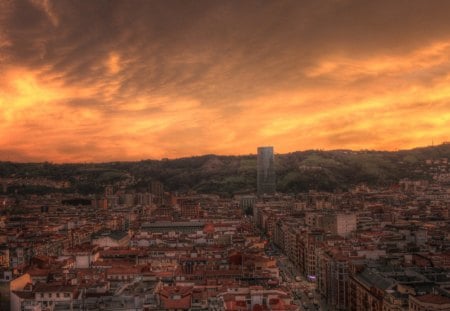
257, 146, 276, 195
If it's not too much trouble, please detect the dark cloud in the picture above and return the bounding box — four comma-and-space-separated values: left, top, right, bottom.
3, 0, 450, 106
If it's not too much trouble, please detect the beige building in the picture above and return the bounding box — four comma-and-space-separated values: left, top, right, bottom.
321, 213, 356, 238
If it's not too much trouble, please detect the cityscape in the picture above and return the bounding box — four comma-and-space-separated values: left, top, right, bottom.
0, 144, 450, 310
1, 0, 450, 310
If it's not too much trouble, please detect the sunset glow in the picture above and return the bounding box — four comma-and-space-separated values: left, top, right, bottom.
1, 0, 450, 162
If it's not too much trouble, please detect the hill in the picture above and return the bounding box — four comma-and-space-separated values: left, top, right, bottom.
1, 143, 450, 196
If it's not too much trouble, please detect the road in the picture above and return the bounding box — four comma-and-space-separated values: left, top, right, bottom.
267, 244, 327, 310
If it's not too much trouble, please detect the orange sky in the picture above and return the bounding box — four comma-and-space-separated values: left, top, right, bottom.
1, 0, 450, 162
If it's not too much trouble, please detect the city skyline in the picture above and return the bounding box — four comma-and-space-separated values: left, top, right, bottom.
1, 0, 450, 162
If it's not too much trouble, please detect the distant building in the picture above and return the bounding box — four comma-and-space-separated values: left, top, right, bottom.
321, 213, 357, 237
105, 185, 114, 196
236, 194, 257, 212
257, 146, 276, 195
91, 230, 130, 247
178, 197, 201, 219
141, 221, 205, 233
150, 181, 164, 205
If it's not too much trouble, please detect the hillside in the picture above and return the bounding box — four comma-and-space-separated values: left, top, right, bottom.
1, 143, 450, 196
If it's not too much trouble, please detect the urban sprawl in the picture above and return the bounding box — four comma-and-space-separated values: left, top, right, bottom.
1, 147, 450, 311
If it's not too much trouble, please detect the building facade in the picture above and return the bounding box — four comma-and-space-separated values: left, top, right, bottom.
257, 146, 276, 196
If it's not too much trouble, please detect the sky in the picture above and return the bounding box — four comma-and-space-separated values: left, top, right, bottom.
1, 0, 450, 162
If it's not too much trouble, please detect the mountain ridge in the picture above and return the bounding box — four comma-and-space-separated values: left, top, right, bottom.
1, 143, 449, 196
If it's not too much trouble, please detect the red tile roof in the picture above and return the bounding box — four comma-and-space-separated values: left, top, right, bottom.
161, 295, 191, 309
415, 294, 450, 305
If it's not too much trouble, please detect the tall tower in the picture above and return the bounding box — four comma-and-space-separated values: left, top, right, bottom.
150, 181, 164, 205
257, 146, 276, 195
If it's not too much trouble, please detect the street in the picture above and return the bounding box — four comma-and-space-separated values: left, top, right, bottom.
267, 244, 327, 310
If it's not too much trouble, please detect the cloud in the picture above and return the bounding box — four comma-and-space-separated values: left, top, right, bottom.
29, 0, 59, 26
0, 0, 450, 162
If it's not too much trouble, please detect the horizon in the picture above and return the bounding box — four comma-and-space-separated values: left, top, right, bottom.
1, 0, 450, 162
1, 142, 448, 165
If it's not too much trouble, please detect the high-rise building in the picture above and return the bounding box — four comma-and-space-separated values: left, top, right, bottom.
257, 146, 276, 195
150, 181, 164, 205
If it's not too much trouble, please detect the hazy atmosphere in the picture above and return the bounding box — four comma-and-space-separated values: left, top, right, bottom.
1, 0, 450, 162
